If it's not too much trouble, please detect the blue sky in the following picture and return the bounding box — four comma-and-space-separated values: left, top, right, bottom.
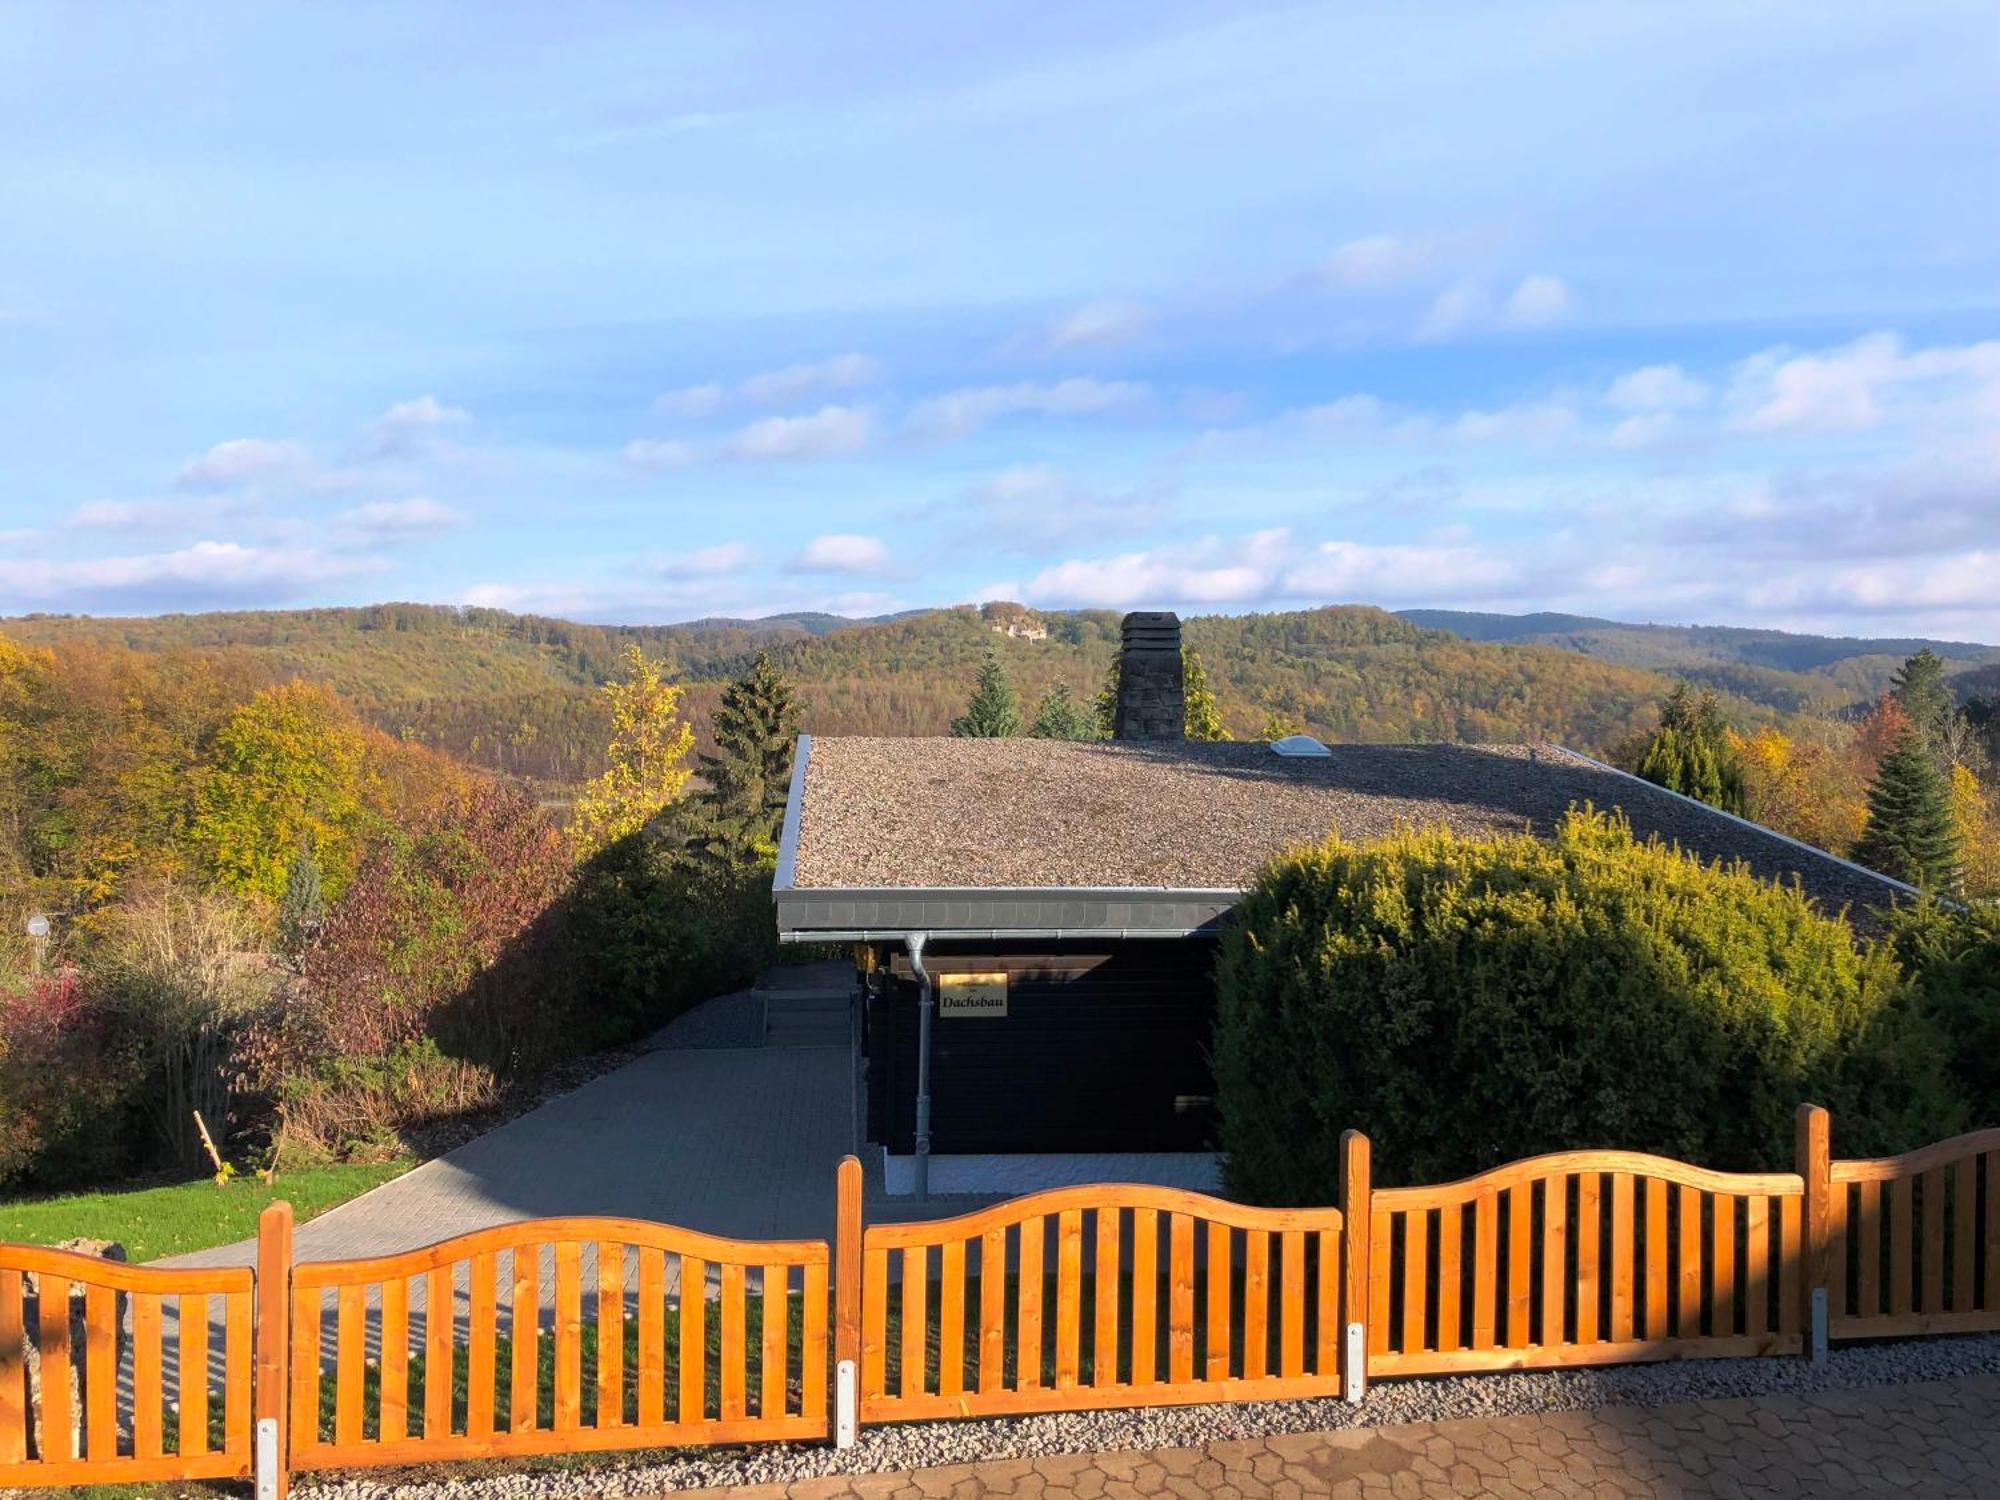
2, 2, 1997, 637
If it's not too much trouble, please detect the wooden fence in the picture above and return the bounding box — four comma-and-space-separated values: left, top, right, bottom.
287, 1215, 828, 1474
0, 1246, 254, 1490
848, 1162, 1351, 1422
2, 1104, 1997, 1492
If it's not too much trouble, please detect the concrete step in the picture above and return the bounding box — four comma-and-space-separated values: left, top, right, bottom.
760, 983, 853, 1047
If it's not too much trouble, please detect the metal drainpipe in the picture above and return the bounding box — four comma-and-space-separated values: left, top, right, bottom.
906, 932, 933, 1202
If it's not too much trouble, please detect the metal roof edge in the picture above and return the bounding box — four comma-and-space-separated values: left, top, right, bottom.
1552, 743, 1919, 899
772, 732, 811, 894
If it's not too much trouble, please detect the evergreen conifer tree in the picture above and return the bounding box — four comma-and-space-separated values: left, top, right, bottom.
278, 838, 325, 958
1853, 728, 1963, 892
1636, 681, 1745, 813
1026, 682, 1094, 740
1889, 648, 1954, 747
951, 648, 1021, 737
691, 651, 801, 868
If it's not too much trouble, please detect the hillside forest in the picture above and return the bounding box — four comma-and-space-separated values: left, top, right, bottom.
2, 600, 1997, 1196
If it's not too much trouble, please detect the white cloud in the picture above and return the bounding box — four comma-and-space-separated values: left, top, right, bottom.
1607, 363, 1710, 412
950, 465, 1174, 555
725, 404, 874, 460
1727, 332, 2000, 435
1317, 233, 1446, 288
738, 353, 879, 406
175, 438, 312, 490
653, 355, 879, 418
786, 534, 889, 574
1045, 299, 1153, 351
652, 383, 726, 419
1450, 401, 1579, 444
1416, 282, 1487, 342
370, 395, 469, 453
70, 496, 243, 532
653, 542, 757, 578
907, 377, 1148, 442
338, 497, 468, 540
623, 438, 700, 470
1501, 274, 1572, 328
0, 541, 374, 611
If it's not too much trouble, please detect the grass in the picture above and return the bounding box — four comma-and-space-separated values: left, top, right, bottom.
0, 1159, 414, 1262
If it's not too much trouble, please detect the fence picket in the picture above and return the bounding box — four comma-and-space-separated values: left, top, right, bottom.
1017, 1220, 1044, 1390
1608, 1175, 1634, 1342
1471, 1190, 1498, 1351
978, 1230, 1005, 1395
1574, 1178, 1599, 1346
466, 1254, 494, 1438
1889, 1179, 1913, 1317
512, 1250, 540, 1434
1167, 1214, 1193, 1384
760, 1262, 787, 1418
1504, 1188, 1530, 1350
1243, 1229, 1269, 1381
679, 1255, 706, 1424
900, 1249, 927, 1399
601, 1245, 627, 1428
84, 1284, 116, 1460
1055, 1212, 1082, 1389
1130, 1213, 1158, 1387
426, 1266, 453, 1440
1279, 1229, 1305, 1378
1092, 1212, 1120, 1388
1951, 1159, 1975, 1313
719, 1263, 747, 1421
1204, 1222, 1231, 1379
637, 1250, 665, 1428
0, 1271, 22, 1466
936, 1244, 965, 1400
1540, 1179, 1568, 1347
380, 1276, 409, 1442
1711, 1195, 1736, 1338
180, 1292, 210, 1459
1744, 1197, 1769, 1337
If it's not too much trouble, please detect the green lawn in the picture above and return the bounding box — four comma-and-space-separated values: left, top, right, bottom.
0, 1160, 414, 1262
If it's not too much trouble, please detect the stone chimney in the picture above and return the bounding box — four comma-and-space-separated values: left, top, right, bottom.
1114, 611, 1184, 741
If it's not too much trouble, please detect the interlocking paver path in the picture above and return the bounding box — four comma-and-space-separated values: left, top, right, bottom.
667, 1376, 2000, 1498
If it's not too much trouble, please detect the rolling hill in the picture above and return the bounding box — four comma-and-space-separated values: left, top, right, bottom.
8, 601, 1992, 786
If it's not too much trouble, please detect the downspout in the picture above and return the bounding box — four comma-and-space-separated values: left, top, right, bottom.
906, 932, 934, 1202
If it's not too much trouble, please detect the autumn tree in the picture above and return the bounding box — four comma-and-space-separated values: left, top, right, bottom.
194, 681, 369, 903
570, 647, 696, 854
951, 648, 1021, 738
1636, 682, 1744, 813
688, 651, 801, 870
1853, 729, 1962, 892
1183, 650, 1232, 741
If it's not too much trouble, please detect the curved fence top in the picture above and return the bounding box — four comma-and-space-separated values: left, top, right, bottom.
1370, 1149, 1804, 1209
290, 1214, 827, 1286
0, 1242, 252, 1294
1830, 1127, 2000, 1184
862, 1181, 1344, 1249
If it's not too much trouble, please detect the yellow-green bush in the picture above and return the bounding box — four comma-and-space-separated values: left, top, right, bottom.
1214, 809, 1957, 1200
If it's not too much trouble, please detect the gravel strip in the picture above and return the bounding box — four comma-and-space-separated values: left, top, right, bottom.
296, 1332, 2000, 1499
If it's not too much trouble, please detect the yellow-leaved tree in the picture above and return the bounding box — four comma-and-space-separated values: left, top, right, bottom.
193, 681, 370, 904
1948, 763, 1998, 899
570, 647, 696, 855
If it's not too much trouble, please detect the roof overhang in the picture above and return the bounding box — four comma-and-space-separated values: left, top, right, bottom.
774, 733, 1245, 941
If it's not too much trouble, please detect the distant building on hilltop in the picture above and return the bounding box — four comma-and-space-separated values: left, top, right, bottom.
979, 600, 1047, 641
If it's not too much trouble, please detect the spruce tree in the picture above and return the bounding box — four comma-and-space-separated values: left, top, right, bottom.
1183, 649, 1232, 741
1636, 681, 1744, 813
691, 651, 801, 868
951, 648, 1021, 737
1889, 648, 1954, 747
1852, 728, 1962, 892
1093, 660, 1120, 738
278, 839, 325, 958
1026, 682, 1094, 740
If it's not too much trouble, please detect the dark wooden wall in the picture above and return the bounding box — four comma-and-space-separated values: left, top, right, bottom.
863, 940, 1218, 1155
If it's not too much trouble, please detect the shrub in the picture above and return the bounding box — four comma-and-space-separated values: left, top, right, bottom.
250, 783, 579, 1158
1213, 809, 1955, 1200
1891, 900, 2000, 1122
0, 971, 140, 1190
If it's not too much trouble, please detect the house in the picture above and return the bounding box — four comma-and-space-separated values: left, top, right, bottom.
774, 612, 1914, 1198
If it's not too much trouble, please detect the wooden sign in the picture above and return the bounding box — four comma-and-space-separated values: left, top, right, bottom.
937, 971, 1008, 1018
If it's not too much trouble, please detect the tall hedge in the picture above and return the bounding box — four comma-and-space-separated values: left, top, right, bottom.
1213, 809, 1955, 1200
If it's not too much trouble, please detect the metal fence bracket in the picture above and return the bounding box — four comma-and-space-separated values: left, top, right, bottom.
836, 1358, 858, 1448
1811, 1287, 1829, 1367
255, 1417, 280, 1500
1343, 1322, 1365, 1404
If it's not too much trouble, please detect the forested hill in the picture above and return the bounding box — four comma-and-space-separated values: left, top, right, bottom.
1398, 609, 2000, 715
5, 600, 1955, 785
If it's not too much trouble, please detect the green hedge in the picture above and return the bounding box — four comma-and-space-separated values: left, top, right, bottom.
1214, 809, 1958, 1200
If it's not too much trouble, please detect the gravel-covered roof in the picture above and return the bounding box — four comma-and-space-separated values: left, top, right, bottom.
786, 736, 1908, 920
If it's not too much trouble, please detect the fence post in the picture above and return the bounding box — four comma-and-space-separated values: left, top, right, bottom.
255, 1201, 293, 1500
834, 1155, 862, 1448
1339, 1130, 1371, 1403
1796, 1104, 1831, 1367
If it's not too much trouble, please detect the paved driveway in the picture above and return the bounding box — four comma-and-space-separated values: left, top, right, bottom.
169, 984, 982, 1270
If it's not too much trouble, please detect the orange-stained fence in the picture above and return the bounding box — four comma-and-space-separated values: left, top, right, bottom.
850, 1170, 1349, 1422
286, 1216, 829, 1472
1365, 1152, 1804, 1376
1828, 1128, 2000, 1340
5, 1104, 2000, 1490
0, 1246, 255, 1490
